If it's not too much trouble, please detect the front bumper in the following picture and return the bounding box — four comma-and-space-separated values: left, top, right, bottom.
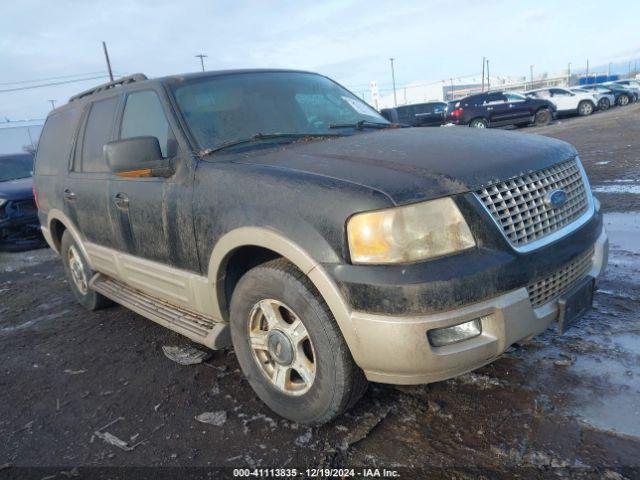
349, 229, 608, 385
0, 214, 45, 251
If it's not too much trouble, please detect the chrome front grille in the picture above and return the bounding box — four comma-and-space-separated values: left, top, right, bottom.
527, 247, 594, 308
475, 159, 590, 248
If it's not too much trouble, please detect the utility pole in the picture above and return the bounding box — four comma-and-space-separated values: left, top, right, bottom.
102, 41, 114, 82
567, 62, 572, 86
608, 62, 612, 78
486, 59, 490, 91
529, 65, 534, 89
481, 56, 485, 92
449, 78, 454, 100
195, 54, 208, 72
629, 61, 632, 78
48, 100, 56, 110
389, 58, 397, 107
586, 59, 589, 78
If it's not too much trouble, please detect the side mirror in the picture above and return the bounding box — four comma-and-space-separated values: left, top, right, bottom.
104, 136, 173, 177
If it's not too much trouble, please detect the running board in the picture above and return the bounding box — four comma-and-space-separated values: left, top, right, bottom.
90, 274, 230, 350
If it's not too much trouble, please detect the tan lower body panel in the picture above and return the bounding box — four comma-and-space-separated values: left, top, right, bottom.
85, 242, 218, 319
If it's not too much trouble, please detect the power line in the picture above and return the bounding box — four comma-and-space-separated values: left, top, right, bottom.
0, 71, 109, 87
0, 75, 112, 93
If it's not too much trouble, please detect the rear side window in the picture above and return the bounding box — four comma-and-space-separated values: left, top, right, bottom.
81, 96, 119, 173
120, 90, 174, 158
35, 108, 77, 175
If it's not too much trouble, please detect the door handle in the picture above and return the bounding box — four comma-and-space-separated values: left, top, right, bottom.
63, 188, 76, 201
509, 104, 514, 108
486, 107, 493, 111
113, 192, 129, 209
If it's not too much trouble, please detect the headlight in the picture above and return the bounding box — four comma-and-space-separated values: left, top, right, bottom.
347, 197, 476, 264
0, 199, 7, 208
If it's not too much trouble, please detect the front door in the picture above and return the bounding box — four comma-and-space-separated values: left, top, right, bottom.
503, 92, 531, 123
107, 88, 198, 271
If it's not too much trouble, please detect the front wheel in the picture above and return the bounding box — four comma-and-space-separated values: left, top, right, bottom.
534, 108, 552, 126
469, 118, 488, 128
229, 259, 367, 425
598, 98, 611, 111
617, 94, 629, 106
577, 101, 594, 116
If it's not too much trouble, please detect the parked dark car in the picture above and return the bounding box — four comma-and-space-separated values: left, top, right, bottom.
446, 91, 556, 128
34, 70, 607, 424
582, 84, 637, 106
381, 102, 446, 127
0, 153, 45, 251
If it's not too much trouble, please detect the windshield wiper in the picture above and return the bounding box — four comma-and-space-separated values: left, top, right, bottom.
328, 120, 392, 130
199, 133, 344, 157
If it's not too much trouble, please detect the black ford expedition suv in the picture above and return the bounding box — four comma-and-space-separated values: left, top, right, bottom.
34, 70, 608, 424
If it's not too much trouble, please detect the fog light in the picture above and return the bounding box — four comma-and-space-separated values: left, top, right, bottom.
427, 319, 482, 347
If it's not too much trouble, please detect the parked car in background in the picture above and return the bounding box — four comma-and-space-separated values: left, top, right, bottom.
381, 102, 446, 127
0, 153, 45, 251
582, 84, 636, 106
605, 79, 640, 98
569, 87, 615, 111
524, 87, 596, 117
446, 91, 555, 128
34, 70, 607, 424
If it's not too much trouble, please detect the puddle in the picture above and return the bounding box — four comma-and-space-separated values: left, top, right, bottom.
603, 212, 640, 253
593, 184, 640, 194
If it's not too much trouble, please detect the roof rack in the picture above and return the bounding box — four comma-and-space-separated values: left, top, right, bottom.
69, 73, 148, 102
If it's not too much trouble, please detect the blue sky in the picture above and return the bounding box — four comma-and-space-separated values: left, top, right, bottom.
2, 0, 640, 119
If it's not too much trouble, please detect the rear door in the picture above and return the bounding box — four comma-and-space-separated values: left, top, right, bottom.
549, 88, 576, 111
481, 93, 509, 124
64, 95, 119, 247
413, 103, 444, 127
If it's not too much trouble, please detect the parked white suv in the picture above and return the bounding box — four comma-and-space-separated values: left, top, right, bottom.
524, 87, 596, 116
570, 87, 615, 111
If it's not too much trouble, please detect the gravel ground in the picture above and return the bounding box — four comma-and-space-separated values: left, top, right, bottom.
1, 104, 639, 478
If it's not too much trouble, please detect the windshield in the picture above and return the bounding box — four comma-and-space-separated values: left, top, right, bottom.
0, 155, 33, 182
171, 72, 388, 151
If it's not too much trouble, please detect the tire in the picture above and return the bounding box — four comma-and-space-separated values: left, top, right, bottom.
598, 98, 611, 111
60, 230, 112, 310
469, 118, 488, 128
229, 258, 367, 425
534, 108, 552, 126
617, 94, 629, 106
577, 101, 594, 116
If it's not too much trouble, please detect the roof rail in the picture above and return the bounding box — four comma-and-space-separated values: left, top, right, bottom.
69, 73, 148, 102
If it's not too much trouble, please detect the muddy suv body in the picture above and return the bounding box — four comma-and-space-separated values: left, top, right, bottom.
34, 70, 608, 424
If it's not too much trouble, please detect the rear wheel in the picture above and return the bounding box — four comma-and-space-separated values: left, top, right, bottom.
469, 118, 488, 128
230, 259, 367, 425
60, 230, 112, 310
598, 98, 611, 111
577, 101, 594, 116
534, 108, 552, 126
617, 94, 629, 106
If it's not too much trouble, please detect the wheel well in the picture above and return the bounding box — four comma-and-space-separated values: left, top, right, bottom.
469, 117, 487, 126
50, 219, 66, 252
220, 246, 282, 321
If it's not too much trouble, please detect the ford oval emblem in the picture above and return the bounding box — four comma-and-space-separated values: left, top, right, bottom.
545, 189, 568, 209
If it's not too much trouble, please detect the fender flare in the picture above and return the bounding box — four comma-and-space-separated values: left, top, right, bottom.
45, 209, 94, 269
207, 226, 362, 358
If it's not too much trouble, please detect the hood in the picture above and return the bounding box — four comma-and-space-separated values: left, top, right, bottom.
226, 127, 577, 205
0, 177, 34, 201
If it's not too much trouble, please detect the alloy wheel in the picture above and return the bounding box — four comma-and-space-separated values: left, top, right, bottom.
67, 245, 88, 295
248, 299, 316, 396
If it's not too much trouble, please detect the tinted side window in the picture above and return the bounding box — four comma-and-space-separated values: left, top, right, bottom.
121, 90, 174, 157
484, 93, 506, 104
81, 97, 119, 173
35, 108, 77, 175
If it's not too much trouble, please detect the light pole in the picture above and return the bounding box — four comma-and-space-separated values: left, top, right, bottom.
529, 65, 534, 89
195, 54, 208, 72
481, 56, 485, 92
389, 58, 397, 107
608, 62, 612, 78
567, 62, 572, 86
486, 58, 490, 91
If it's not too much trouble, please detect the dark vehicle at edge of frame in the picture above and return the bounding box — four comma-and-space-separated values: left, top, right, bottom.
0, 153, 46, 251
33, 69, 608, 424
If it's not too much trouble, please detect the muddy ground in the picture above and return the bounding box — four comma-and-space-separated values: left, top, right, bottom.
1, 103, 639, 478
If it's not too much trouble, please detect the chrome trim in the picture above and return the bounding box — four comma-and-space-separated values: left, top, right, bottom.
474, 156, 595, 253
